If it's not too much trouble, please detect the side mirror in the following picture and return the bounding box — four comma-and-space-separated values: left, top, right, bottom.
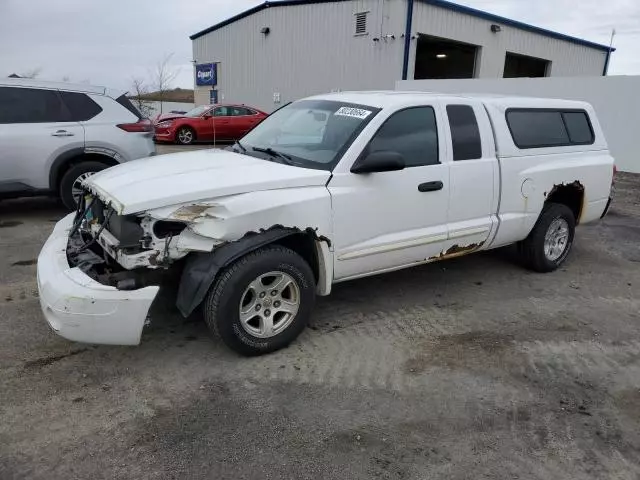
203, 115, 212, 120
351, 151, 405, 174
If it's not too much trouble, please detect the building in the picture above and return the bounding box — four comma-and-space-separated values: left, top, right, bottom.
190, 0, 614, 111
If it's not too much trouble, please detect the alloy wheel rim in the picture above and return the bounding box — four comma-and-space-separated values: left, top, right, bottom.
238, 271, 301, 338
544, 217, 570, 261
71, 172, 95, 204
179, 129, 193, 143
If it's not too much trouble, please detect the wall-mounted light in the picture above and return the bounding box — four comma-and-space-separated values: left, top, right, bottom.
436, 54, 447, 59
491, 24, 502, 33
260, 27, 270, 35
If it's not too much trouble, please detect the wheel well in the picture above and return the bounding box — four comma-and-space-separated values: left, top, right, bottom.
545, 182, 584, 223
52, 154, 118, 192
273, 232, 320, 284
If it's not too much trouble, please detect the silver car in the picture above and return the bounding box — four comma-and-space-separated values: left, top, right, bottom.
0, 78, 155, 209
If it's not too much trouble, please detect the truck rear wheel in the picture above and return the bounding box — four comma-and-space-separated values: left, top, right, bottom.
203, 245, 316, 356
520, 203, 576, 272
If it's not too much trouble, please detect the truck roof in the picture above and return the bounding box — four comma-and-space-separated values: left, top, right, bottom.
308, 90, 592, 111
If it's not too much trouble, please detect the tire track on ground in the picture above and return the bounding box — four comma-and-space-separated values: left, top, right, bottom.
219, 295, 640, 392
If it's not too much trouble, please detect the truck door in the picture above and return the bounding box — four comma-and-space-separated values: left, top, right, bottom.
329, 105, 450, 281
441, 102, 498, 253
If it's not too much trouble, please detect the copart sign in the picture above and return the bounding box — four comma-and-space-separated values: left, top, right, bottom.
195, 63, 217, 86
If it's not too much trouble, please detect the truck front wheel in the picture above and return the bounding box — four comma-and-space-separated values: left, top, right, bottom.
520, 203, 576, 272
203, 245, 316, 356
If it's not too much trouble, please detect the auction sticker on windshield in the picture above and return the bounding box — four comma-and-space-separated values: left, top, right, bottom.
334, 107, 372, 119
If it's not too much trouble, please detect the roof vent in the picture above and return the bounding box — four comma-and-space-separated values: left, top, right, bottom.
355, 12, 368, 35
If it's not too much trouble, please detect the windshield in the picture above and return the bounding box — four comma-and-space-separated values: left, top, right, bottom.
240, 100, 380, 171
185, 105, 211, 117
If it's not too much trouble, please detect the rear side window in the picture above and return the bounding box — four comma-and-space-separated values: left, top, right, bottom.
562, 112, 594, 144
506, 109, 594, 149
115, 94, 142, 119
0, 87, 67, 124
60, 92, 103, 121
446, 105, 482, 160
231, 107, 253, 116
368, 107, 439, 167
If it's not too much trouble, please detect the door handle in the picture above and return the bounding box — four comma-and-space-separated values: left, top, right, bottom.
418, 181, 443, 192
51, 130, 74, 137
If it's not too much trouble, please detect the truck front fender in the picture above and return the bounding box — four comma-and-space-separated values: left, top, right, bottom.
175, 228, 300, 317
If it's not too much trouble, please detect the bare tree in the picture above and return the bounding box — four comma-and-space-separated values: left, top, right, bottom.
130, 77, 154, 118
20, 67, 42, 78
152, 53, 179, 114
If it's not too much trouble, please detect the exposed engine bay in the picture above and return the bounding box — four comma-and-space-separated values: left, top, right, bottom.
67, 193, 185, 290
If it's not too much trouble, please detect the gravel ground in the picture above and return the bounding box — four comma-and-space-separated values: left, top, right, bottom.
1, 163, 639, 479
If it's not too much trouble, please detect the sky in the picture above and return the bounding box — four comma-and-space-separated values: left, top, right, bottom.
0, 0, 637, 92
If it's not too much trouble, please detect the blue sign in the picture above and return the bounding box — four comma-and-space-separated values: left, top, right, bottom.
195, 63, 217, 86
209, 89, 218, 104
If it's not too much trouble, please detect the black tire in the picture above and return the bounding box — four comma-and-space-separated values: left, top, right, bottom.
176, 127, 196, 145
204, 245, 316, 356
519, 203, 576, 273
59, 161, 109, 210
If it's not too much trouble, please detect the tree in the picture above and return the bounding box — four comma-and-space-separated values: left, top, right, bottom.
20, 67, 42, 78
130, 77, 154, 119
151, 53, 179, 114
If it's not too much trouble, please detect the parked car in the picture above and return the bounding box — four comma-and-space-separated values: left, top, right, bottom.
154, 104, 267, 144
0, 78, 155, 209
37, 92, 615, 355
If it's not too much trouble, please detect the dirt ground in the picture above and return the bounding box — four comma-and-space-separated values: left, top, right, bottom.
1, 157, 639, 479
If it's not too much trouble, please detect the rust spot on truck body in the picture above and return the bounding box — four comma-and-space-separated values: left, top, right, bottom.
169, 205, 212, 222
545, 180, 585, 224
429, 242, 484, 262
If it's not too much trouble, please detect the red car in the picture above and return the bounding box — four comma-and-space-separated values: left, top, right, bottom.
154, 104, 267, 145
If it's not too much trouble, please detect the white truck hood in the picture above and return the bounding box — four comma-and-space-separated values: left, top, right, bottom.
85, 149, 332, 215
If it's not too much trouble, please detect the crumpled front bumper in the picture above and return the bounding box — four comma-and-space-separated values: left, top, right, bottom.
37, 213, 160, 346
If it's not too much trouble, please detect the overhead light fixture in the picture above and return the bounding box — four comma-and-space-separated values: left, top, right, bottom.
491, 24, 502, 33
436, 54, 447, 59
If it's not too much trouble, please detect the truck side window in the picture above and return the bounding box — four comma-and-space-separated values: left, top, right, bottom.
506, 109, 594, 148
446, 105, 482, 160
562, 112, 594, 144
506, 110, 569, 148
368, 107, 439, 167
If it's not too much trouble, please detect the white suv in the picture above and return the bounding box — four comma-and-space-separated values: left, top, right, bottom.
0, 78, 155, 209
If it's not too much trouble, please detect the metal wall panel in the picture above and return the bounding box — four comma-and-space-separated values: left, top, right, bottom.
409, 2, 607, 79
193, 0, 410, 111
192, 0, 607, 111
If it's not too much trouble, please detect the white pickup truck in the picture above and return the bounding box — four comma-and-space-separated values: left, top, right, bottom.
37, 92, 615, 355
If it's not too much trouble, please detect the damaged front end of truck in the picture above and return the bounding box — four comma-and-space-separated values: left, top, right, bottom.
38, 175, 331, 346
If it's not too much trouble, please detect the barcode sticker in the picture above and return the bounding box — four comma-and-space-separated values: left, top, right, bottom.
334, 107, 372, 119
